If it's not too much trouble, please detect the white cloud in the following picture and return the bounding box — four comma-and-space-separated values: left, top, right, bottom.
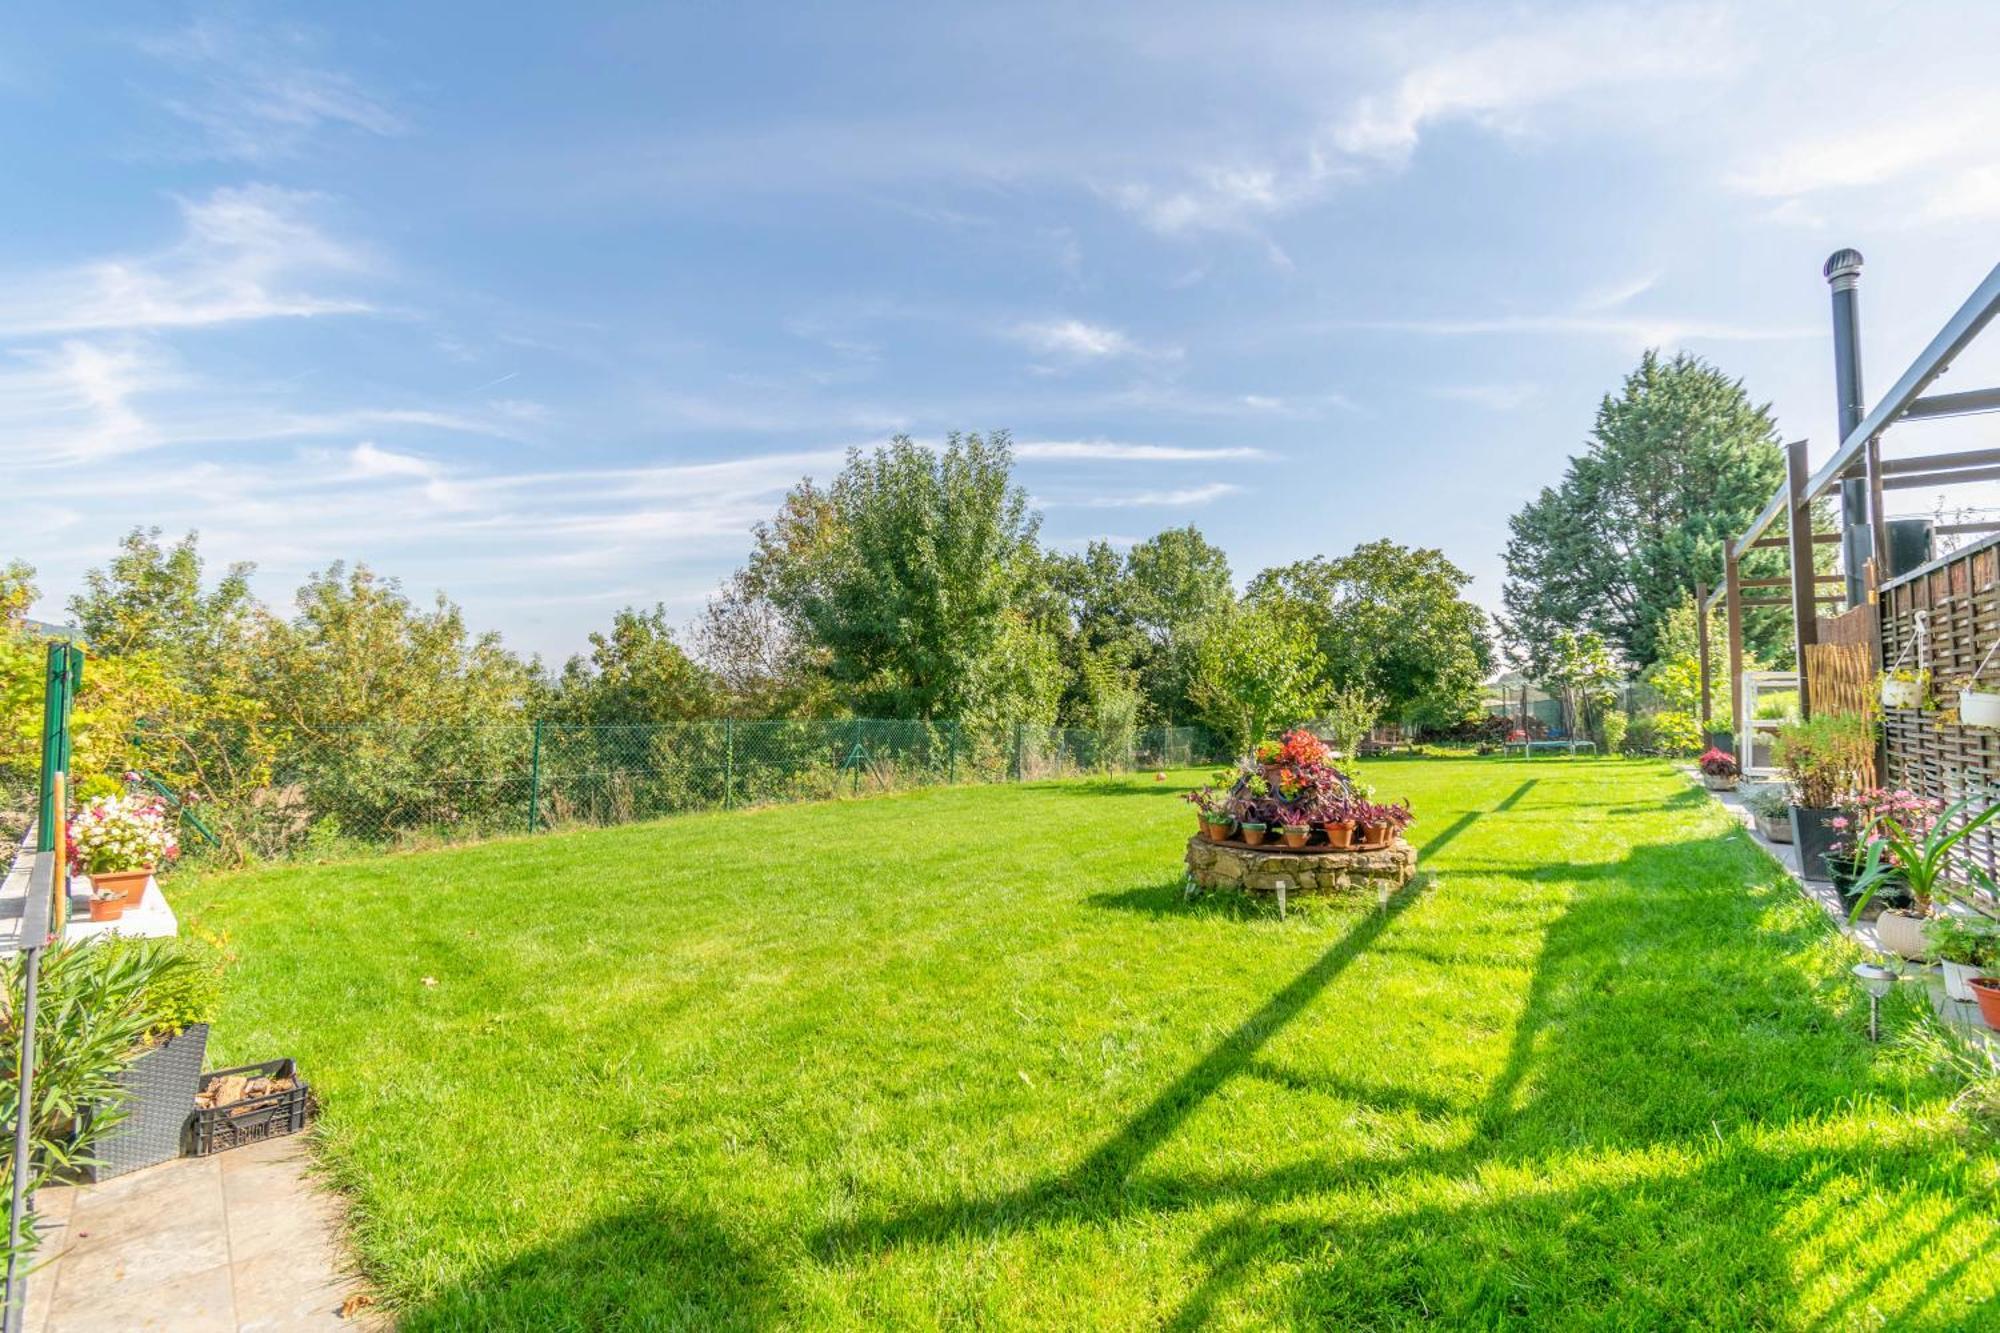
0, 185, 371, 337
1431, 384, 1540, 411
1013, 439, 1268, 462
1041, 483, 1242, 509
139, 18, 403, 163
1009, 318, 1157, 361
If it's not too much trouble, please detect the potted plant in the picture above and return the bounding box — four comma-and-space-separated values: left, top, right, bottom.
1743, 787, 1794, 843
1352, 799, 1414, 850
87, 888, 131, 923
1278, 821, 1311, 848
1697, 747, 1742, 791
1843, 791, 1996, 959
1310, 792, 1357, 849
1879, 667, 1930, 710
1968, 976, 2000, 1030
1926, 916, 1999, 1003
67, 792, 180, 910
86, 934, 225, 1179
1182, 783, 1233, 841
1959, 672, 2000, 729
1772, 713, 1874, 884
1239, 820, 1269, 846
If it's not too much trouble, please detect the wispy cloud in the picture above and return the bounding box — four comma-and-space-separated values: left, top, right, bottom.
1040, 482, 1242, 509
138, 18, 403, 163
0, 185, 372, 337
1014, 439, 1269, 462
1008, 317, 1179, 364
1431, 383, 1540, 411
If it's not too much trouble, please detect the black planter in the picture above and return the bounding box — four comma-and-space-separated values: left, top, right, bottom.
87, 1022, 210, 1180
1789, 806, 1843, 884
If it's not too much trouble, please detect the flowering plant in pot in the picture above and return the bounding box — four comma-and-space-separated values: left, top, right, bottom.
1844, 793, 2000, 960
1352, 799, 1415, 849
1697, 747, 1742, 790
67, 792, 180, 908
1307, 792, 1359, 848
1772, 714, 1873, 884
1221, 728, 1355, 842
1878, 666, 1930, 711
1182, 782, 1233, 841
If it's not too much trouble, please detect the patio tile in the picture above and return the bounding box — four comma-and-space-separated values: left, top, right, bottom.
44, 1259, 236, 1332
229, 1239, 356, 1331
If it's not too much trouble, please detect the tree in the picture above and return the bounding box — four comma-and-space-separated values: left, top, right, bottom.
1189, 599, 1330, 752
1534, 629, 1620, 741
1248, 541, 1492, 729
552, 606, 718, 725
1501, 351, 1786, 667
69, 529, 256, 679
1125, 525, 1234, 726
0, 561, 35, 629
748, 432, 1052, 721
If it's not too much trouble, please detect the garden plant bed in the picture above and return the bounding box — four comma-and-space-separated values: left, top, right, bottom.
1184, 834, 1417, 896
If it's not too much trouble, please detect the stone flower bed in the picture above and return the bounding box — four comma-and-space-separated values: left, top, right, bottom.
1185, 835, 1417, 896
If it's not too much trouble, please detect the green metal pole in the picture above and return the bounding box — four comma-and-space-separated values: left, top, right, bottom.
1013, 722, 1024, 782
724, 718, 735, 810
526, 720, 543, 834
946, 721, 958, 785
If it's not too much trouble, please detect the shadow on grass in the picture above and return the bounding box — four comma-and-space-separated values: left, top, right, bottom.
396, 1204, 772, 1332
816, 828, 1993, 1326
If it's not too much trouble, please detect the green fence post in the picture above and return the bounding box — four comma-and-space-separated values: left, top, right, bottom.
1012, 722, 1024, 782
946, 721, 958, 785
724, 718, 735, 810
526, 720, 543, 834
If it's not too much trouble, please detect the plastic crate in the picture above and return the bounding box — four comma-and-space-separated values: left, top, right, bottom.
186, 1059, 312, 1156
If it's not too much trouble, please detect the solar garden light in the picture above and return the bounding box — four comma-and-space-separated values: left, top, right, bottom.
1274, 878, 1288, 920
1852, 962, 1896, 1042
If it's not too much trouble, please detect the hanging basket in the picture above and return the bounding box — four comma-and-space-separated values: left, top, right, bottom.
1961, 687, 2000, 729
1881, 674, 1927, 709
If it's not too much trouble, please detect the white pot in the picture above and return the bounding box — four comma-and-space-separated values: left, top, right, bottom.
1882, 677, 1926, 709
1942, 959, 1983, 1003
1961, 687, 2000, 729
1876, 910, 1931, 961
1754, 813, 1794, 844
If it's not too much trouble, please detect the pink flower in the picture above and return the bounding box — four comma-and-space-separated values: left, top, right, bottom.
1830, 816, 1849, 830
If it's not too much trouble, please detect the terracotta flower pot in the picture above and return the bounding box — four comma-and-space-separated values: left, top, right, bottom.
88, 867, 152, 909
1969, 977, 2000, 1030
1318, 820, 1355, 849
88, 892, 128, 922
1358, 824, 1394, 850
1280, 825, 1310, 849
1240, 822, 1268, 846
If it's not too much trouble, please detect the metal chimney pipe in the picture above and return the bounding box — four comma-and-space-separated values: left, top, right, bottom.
1825, 249, 1868, 607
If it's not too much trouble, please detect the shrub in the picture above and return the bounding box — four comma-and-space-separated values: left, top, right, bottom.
1598, 710, 1628, 755
1772, 713, 1873, 809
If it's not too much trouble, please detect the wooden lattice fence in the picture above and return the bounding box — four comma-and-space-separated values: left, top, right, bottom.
1806, 602, 1879, 787
1879, 536, 2000, 895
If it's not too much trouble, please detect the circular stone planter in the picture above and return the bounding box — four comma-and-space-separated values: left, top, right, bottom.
1185, 835, 1418, 898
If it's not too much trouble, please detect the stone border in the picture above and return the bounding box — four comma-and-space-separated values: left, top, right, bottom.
1185, 835, 1417, 897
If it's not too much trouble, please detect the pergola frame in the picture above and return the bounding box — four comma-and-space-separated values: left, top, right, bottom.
1701, 253, 2000, 747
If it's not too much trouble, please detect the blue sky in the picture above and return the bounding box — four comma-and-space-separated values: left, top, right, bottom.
7, 2, 2000, 662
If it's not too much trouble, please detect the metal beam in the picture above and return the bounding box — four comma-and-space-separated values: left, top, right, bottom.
1880, 448, 2000, 476
1789, 439, 1820, 718
1883, 464, 2000, 491
1732, 474, 1794, 562
1935, 522, 2000, 536
1904, 386, 2000, 420
1804, 260, 2000, 505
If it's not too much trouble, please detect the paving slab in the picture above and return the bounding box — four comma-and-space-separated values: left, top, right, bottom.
21, 1137, 379, 1332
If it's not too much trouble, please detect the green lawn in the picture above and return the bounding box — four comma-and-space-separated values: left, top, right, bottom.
176, 758, 2000, 1329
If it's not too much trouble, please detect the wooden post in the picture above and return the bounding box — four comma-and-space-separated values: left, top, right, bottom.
1725, 549, 1746, 750
1866, 434, 1890, 605
1695, 580, 1712, 732
1787, 438, 1819, 720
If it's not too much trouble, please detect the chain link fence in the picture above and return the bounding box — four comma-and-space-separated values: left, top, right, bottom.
174, 720, 1228, 861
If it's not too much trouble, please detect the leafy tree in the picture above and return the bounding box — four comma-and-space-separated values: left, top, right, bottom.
1, 561, 35, 629
551, 606, 718, 724
1501, 351, 1786, 667
69, 529, 256, 679
1125, 525, 1234, 726
751, 432, 1050, 721
1189, 599, 1330, 752
689, 568, 833, 719
1319, 683, 1385, 758
1248, 540, 1492, 728
1534, 628, 1620, 740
